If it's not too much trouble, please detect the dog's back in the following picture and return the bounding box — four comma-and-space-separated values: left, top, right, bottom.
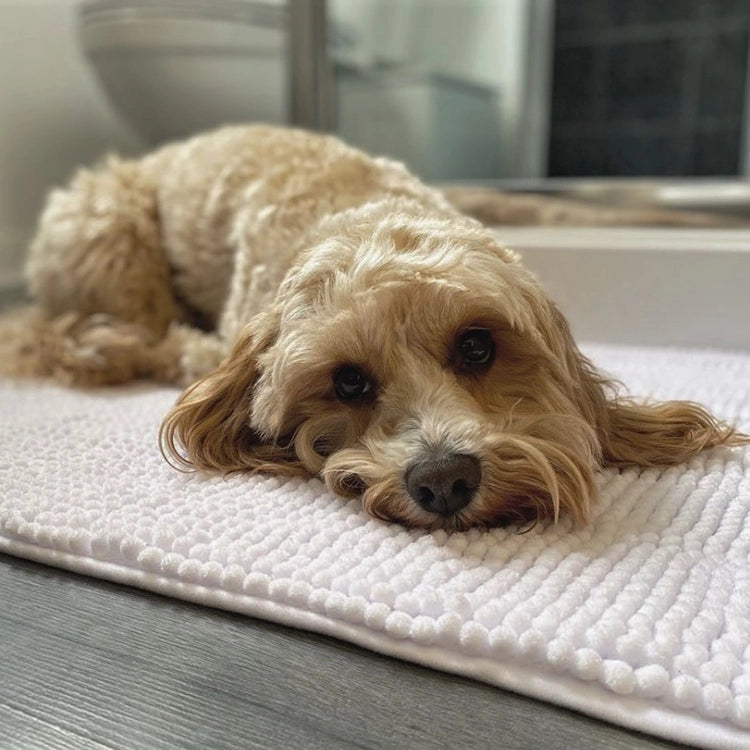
0, 125, 453, 385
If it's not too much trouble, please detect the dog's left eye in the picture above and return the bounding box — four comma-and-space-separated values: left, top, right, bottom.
458, 329, 495, 367
333, 365, 374, 402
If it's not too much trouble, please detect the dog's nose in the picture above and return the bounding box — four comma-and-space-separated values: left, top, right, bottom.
405, 453, 481, 516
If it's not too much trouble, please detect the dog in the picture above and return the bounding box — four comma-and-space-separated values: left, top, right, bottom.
1, 125, 745, 530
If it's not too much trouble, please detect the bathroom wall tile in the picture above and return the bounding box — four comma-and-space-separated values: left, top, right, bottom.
608, 0, 697, 27
548, 134, 606, 176
606, 38, 686, 120
604, 133, 687, 175
698, 31, 749, 118
550, 0, 749, 176
551, 46, 600, 123
555, 0, 611, 32
693, 0, 750, 20
692, 127, 742, 174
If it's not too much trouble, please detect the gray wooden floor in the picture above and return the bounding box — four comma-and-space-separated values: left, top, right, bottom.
0, 554, 686, 750
0, 287, 685, 749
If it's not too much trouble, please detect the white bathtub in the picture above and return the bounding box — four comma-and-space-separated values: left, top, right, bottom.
494, 226, 750, 351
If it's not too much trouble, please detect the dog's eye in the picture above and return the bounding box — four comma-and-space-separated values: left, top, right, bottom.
333, 365, 374, 402
458, 329, 495, 367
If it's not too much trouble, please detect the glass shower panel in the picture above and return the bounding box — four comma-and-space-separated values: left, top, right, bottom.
328, 0, 510, 181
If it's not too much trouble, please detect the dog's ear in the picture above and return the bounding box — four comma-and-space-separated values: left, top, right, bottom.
538, 300, 747, 468
598, 397, 746, 467
160, 315, 303, 475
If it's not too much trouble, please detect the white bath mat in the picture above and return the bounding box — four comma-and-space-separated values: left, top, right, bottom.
2, 344, 750, 749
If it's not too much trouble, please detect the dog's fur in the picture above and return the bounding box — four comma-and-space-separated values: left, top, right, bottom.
1, 125, 745, 530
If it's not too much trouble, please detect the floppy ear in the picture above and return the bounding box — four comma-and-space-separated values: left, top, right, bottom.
598, 397, 746, 467
160, 317, 304, 476
540, 301, 748, 467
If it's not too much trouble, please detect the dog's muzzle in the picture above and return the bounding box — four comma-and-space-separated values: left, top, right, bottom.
405, 452, 481, 516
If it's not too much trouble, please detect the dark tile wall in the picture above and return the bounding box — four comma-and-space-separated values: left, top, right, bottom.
548, 1, 750, 176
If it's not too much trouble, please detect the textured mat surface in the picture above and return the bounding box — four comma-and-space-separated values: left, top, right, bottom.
2, 344, 750, 749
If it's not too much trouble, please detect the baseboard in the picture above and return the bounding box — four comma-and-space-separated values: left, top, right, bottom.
492, 227, 750, 351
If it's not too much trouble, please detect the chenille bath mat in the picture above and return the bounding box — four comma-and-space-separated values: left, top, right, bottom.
2, 344, 750, 749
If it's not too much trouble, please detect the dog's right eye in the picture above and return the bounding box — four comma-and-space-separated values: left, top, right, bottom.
333, 365, 374, 402
458, 328, 495, 368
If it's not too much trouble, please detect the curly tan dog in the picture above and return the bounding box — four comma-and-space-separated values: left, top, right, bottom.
1, 125, 745, 530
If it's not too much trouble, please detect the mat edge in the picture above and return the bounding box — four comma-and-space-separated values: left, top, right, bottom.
2, 535, 746, 750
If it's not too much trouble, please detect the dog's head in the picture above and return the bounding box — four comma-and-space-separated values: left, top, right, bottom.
162, 203, 739, 530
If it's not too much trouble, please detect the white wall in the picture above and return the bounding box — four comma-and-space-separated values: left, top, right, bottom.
0, 0, 144, 289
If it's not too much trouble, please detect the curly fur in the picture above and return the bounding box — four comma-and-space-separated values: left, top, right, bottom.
1, 124, 746, 530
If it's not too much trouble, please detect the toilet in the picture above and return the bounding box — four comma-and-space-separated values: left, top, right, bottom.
78, 0, 290, 144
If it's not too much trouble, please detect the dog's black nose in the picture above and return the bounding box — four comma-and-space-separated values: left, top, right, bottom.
405, 453, 481, 516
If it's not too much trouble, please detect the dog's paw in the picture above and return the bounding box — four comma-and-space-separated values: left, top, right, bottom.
49, 313, 153, 385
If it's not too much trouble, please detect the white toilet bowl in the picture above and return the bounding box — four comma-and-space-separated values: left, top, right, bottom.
79, 0, 289, 144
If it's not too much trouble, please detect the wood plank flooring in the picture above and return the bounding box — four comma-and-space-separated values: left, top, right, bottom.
0, 555, 683, 749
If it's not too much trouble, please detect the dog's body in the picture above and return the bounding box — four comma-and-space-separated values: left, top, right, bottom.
17, 125, 455, 385
2, 125, 745, 530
